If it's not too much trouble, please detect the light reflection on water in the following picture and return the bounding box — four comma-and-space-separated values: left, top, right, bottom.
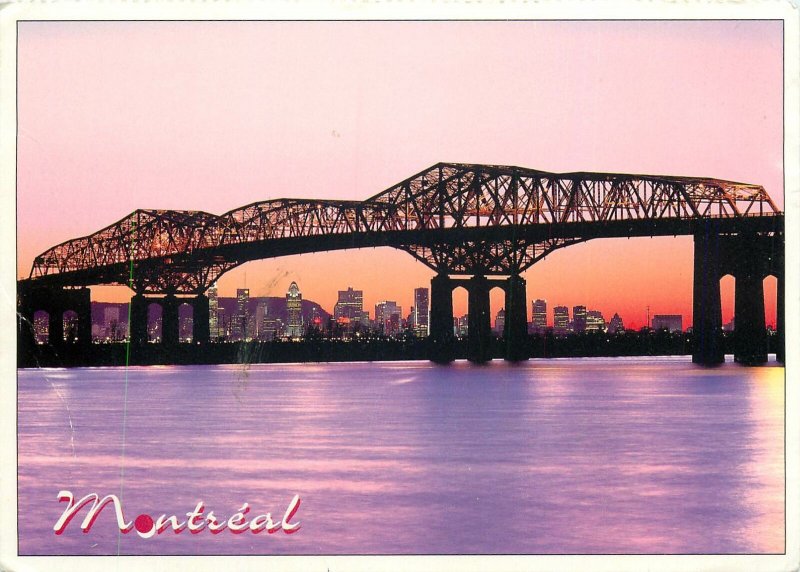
17, 357, 784, 555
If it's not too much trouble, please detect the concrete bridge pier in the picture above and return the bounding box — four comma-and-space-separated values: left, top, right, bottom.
130, 294, 149, 346
17, 295, 37, 363
17, 286, 92, 359
74, 289, 92, 346
692, 230, 724, 365
733, 240, 768, 365
192, 293, 210, 344
48, 306, 65, 348
467, 275, 492, 363
503, 274, 529, 361
693, 229, 781, 366
429, 273, 455, 363
162, 294, 180, 348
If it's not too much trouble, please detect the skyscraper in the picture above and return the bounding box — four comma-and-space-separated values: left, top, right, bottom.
494, 308, 506, 335
573, 305, 587, 333
456, 314, 469, 337
554, 306, 570, 334
216, 307, 227, 340
255, 300, 269, 339
208, 283, 219, 340
262, 317, 282, 340
652, 314, 683, 332
608, 313, 625, 334
531, 299, 547, 333
334, 287, 363, 331
234, 288, 249, 340
374, 301, 402, 336
413, 287, 430, 337
586, 310, 606, 332
310, 305, 323, 330
286, 282, 303, 338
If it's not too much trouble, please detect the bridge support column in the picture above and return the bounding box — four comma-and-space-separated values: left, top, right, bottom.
162, 294, 180, 348
48, 306, 65, 348
467, 275, 492, 363
192, 293, 210, 344
692, 230, 724, 365
429, 273, 455, 363
74, 287, 92, 348
17, 288, 37, 365
503, 274, 529, 361
777, 273, 784, 364
130, 294, 149, 346
734, 258, 767, 365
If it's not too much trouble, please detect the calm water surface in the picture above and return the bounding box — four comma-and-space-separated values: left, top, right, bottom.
17, 357, 784, 555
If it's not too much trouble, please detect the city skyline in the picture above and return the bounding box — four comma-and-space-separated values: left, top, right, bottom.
55, 272, 777, 331
37, 282, 706, 345
16, 21, 783, 330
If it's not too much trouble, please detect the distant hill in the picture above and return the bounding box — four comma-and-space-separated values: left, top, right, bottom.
89, 297, 332, 326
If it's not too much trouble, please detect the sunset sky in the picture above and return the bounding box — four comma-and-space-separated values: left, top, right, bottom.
16, 20, 784, 328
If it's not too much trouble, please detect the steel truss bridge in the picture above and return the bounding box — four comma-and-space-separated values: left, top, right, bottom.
18, 162, 784, 364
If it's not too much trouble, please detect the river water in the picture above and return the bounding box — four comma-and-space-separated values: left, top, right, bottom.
17, 357, 784, 555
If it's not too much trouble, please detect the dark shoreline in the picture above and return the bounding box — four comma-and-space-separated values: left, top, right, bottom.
17, 331, 780, 369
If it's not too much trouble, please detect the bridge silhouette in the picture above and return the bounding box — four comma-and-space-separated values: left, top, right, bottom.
18, 162, 784, 364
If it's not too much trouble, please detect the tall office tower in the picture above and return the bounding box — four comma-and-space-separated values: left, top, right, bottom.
494, 308, 506, 335
608, 312, 625, 334
573, 305, 587, 333
255, 300, 269, 339
531, 299, 547, 333
586, 310, 606, 332
388, 313, 401, 335
286, 282, 304, 338
246, 314, 258, 340
310, 305, 323, 330
652, 314, 683, 333
553, 306, 570, 334
374, 301, 402, 336
216, 308, 227, 340
208, 283, 219, 339
334, 287, 364, 330
413, 287, 430, 337
360, 311, 372, 332
234, 288, 250, 340
262, 316, 281, 340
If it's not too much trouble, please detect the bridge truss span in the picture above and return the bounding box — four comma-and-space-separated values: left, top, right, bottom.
27, 162, 782, 294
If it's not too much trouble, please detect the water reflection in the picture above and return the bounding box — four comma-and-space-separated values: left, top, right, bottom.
18, 358, 784, 555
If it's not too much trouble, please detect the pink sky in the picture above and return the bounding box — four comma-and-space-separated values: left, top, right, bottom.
16, 21, 784, 327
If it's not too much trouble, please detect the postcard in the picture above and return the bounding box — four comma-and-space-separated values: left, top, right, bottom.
1, 3, 798, 572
